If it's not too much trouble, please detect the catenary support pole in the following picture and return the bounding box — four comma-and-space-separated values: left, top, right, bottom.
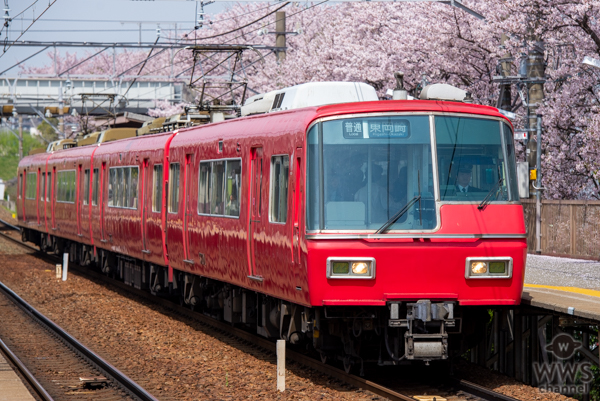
277, 339, 285, 392
535, 114, 542, 254
18, 115, 23, 161
275, 11, 286, 62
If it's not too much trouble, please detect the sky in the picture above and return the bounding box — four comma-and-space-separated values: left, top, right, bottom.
0, 0, 243, 74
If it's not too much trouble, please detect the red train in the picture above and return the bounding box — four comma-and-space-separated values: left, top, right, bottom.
17, 82, 526, 372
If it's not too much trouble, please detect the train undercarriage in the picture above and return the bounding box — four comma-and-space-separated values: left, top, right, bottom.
23, 228, 488, 375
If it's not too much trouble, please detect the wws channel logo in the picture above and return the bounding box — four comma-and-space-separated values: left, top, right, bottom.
534, 333, 593, 395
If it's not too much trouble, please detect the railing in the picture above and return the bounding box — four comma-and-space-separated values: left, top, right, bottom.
522, 199, 600, 259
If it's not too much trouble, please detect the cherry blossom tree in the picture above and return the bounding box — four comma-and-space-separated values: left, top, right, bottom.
18, 0, 600, 199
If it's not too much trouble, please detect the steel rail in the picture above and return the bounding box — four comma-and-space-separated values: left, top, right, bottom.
0, 217, 21, 232
0, 337, 54, 401
0, 224, 521, 401
0, 278, 160, 401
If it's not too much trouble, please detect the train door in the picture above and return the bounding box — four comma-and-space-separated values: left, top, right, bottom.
51, 167, 56, 229
247, 146, 264, 281
77, 164, 83, 236
182, 154, 193, 264
80, 166, 90, 239
141, 159, 149, 256
37, 168, 42, 226
292, 148, 303, 266
100, 162, 107, 243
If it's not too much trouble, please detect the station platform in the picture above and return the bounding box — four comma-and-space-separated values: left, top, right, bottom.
0, 352, 35, 401
523, 254, 600, 321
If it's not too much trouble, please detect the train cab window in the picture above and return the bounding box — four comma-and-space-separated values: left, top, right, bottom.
168, 163, 180, 213
152, 164, 163, 212
40, 172, 45, 201
46, 172, 52, 201
210, 161, 225, 215
18, 174, 22, 199
83, 169, 90, 205
307, 116, 435, 231
108, 166, 139, 209
25, 172, 37, 199
435, 116, 518, 202
269, 155, 289, 223
92, 168, 99, 206
198, 159, 241, 217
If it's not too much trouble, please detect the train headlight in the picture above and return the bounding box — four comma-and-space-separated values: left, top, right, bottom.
327, 258, 375, 279
471, 261, 487, 274
351, 262, 370, 275
465, 258, 513, 279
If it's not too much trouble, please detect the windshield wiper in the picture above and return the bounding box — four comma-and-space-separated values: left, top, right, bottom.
376, 170, 422, 234
478, 176, 503, 210
375, 195, 421, 234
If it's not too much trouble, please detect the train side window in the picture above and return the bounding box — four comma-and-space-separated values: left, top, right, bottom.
130, 167, 138, 208
123, 167, 130, 208
108, 168, 116, 206
18, 174, 22, 199
152, 164, 163, 212
168, 163, 180, 213
198, 162, 211, 214
40, 172, 45, 201
55, 170, 76, 203
46, 172, 51, 201
116, 168, 124, 207
224, 160, 241, 217
210, 160, 225, 215
69, 171, 76, 203
92, 169, 99, 206
269, 155, 289, 223
83, 169, 90, 205
25, 172, 37, 199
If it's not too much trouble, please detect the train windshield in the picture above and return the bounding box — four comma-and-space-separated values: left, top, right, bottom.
435, 116, 519, 202
307, 115, 436, 231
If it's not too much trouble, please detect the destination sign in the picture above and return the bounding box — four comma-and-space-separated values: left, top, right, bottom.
342, 119, 410, 139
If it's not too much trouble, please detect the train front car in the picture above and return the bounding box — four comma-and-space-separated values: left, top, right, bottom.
305, 100, 525, 369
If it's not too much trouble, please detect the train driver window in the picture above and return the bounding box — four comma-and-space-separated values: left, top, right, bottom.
269, 155, 289, 223
168, 163, 180, 213
152, 164, 163, 212
224, 160, 241, 217
83, 169, 90, 205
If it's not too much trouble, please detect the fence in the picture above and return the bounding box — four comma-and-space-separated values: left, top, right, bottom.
522, 199, 600, 259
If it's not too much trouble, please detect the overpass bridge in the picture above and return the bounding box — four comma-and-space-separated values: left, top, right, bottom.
0, 77, 188, 116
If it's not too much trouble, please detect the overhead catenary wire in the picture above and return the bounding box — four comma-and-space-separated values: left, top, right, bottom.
1, 0, 57, 58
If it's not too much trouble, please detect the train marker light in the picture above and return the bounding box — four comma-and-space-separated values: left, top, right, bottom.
327, 257, 376, 279
332, 261, 349, 274
470, 261, 487, 274
489, 261, 506, 274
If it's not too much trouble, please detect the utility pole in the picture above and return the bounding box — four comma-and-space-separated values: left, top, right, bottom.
18, 114, 22, 160
535, 114, 542, 254
275, 11, 286, 62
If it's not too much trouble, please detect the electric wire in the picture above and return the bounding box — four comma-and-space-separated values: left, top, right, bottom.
1, 0, 57, 58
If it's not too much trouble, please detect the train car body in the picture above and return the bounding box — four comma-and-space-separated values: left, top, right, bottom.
17, 82, 526, 369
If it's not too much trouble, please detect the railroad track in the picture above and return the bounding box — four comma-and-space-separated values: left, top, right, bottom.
0, 219, 521, 401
